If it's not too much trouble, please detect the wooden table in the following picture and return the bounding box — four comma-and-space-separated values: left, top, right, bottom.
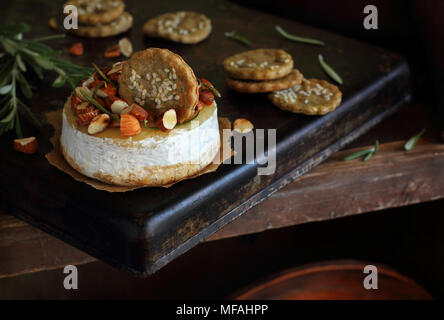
1, 98, 442, 279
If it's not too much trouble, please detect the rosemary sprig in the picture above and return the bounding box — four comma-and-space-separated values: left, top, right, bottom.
79, 89, 119, 122
93, 63, 111, 83
344, 140, 379, 161
0, 23, 93, 137
275, 25, 325, 46
224, 31, 251, 47
318, 54, 343, 85
404, 128, 426, 151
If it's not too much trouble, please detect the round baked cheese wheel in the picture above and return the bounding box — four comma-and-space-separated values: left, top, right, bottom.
60, 97, 220, 187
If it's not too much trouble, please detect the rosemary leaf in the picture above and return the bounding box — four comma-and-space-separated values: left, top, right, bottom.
343, 148, 374, 161
363, 151, 374, 162
275, 25, 325, 46
404, 128, 426, 151
224, 31, 251, 47
344, 140, 379, 161
318, 54, 343, 85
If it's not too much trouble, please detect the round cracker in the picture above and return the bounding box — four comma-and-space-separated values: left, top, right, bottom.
118, 48, 199, 124
227, 69, 303, 93
223, 49, 293, 80
143, 11, 212, 44
269, 79, 342, 115
64, 0, 125, 26
68, 12, 133, 38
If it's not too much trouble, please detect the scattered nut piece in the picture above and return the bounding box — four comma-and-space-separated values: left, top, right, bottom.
118, 38, 133, 57
104, 44, 121, 58
233, 118, 254, 133
48, 17, 57, 30
129, 104, 148, 121
157, 108, 177, 131
76, 109, 99, 126
120, 114, 141, 137
111, 99, 129, 114
88, 113, 110, 135
69, 42, 84, 56
13, 136, 38, 154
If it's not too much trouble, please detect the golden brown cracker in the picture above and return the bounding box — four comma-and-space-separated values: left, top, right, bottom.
269, 79, 342, 115
68, 12, 133, 38
223, 49, 293, 80
143, 11, 212, 44
227, 69, 303, 93
118, 48, 199, 124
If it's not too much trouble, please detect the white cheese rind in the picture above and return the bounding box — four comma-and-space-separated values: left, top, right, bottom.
61, 104, 220, 186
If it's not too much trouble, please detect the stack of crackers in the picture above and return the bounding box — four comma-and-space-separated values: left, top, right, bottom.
143, 11, 212, 44
223, 49, 342, 115
65, 0, 133, 38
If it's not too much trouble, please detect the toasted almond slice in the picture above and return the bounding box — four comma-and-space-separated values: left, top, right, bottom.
76, 109, 100, 126
88, 114, 110, 135
96, 88, 108, 98
82, 77, 95, 88
157, 108, 177, 131
129, 104, 148, 121
75, 102, 91, 115
13, 136, 38, 154
233, 118, 254, 133
110, 99, 129, 114
118, 37, 133, 57
75, 86, 92, 101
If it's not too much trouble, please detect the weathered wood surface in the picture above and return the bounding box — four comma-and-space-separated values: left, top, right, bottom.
2, 134, 444, 278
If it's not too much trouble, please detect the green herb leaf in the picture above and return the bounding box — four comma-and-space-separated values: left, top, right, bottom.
93, 63, 111, 83
34, 56, 54, 70
404, 128, 426, 151
52, 74, 66, 88
0, 24, 94, 137
318, 54, 343, 85
0, 84, 12, 95
224, 31, 252, 47
275, 25, 325, 46
343, 148, 374, 161
363, 151, 374, 161
0, 23, 30, 37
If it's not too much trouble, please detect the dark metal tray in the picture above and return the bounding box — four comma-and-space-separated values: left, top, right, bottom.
0, 0, 410, 276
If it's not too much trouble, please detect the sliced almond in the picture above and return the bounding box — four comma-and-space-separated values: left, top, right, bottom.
233, 118, 254, 133
95, 88, 108, 98
13, 136, 38, 154
157, 109, 177, 131
107, 62, 123, 75
75, 86, 92, 101
88, 114, 110, 135
118, 38, 133, 58
110, 99, 129, 114
82, 77, 94, 88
